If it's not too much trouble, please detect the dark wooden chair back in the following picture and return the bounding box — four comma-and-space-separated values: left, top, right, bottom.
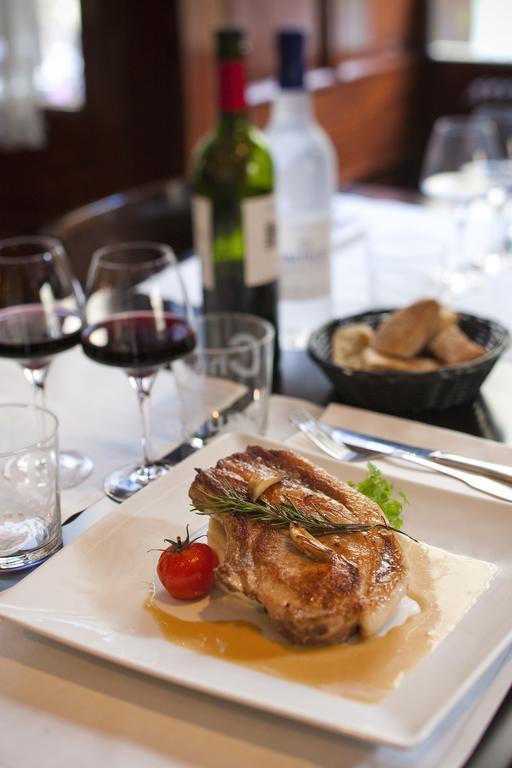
43, 178, 192, 285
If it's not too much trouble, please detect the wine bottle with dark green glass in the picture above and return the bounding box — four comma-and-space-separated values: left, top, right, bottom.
191, 28, 278, 342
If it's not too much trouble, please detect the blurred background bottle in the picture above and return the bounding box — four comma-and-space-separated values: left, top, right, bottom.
191, 28, 278, 343
266, 28, 337, 349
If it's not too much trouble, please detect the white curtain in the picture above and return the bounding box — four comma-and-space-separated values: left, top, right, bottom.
0, 0, 44, 150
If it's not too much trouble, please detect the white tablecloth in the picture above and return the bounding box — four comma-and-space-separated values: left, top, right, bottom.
2, 398, 512, 768
1, 193, 512, 767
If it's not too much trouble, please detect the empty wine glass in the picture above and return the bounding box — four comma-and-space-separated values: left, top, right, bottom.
474, 103, 512, 158
82, 242, 195, 502
0, 236, 93, 488
420, 115, 502, 292
471, 158, 512, 272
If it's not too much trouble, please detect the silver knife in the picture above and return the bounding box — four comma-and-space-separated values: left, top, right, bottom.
160, 387, 257, 466
319, 423, 512, 485
292, 416, 512, 503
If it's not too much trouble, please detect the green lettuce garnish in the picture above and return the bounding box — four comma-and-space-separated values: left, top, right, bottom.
349, 463, 409, 530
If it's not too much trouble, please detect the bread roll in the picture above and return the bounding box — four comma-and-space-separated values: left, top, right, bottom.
428, 324, 485, 365
362, 347, 439, 372
436, 306, 459, 333
332, 323, 374, 369
373, 299, 441, 358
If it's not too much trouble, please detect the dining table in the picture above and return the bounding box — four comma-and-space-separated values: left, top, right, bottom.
1, 187, 512, 768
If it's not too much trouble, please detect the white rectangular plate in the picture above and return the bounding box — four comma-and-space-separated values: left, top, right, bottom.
0, 432, 511, 749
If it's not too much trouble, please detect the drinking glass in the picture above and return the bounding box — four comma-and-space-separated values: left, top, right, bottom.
0, 404, 61, 571
366, 236, 447, 307
174, 312, 275, 444
472, 106, 512, 268
474, 103, 512, 158
420, 115, 502, 290
82, 242, 195, 502
0, 236, 93, 488
472, 158, 512, 272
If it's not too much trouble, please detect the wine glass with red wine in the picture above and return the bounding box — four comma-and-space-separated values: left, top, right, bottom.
82, 242, 195, 502
0, 236, 93, 488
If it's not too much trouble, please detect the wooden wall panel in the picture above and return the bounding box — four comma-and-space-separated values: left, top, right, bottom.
372, 0, 421, 50
316, 60, 418, 182
419, 60, 512, 162
180, 0, 424, 187
178, 0, 323, 161
229, 0, 322, 79
251, 54, 419, 185
177, 0, 226, 165
326, 0, 421, 64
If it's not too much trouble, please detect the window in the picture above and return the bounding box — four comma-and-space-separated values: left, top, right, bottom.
428, 0, 512, 63
35, 0, 84, 109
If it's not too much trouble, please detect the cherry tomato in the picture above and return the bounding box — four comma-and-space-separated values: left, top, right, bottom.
157, 528, 218, 600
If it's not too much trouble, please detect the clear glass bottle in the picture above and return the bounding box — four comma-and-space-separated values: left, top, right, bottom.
266, 28, 337, 349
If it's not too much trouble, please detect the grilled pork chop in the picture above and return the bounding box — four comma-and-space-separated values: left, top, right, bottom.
189, 446, 407, 646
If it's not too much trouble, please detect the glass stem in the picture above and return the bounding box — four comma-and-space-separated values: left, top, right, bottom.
491, 194, 508, 256
453, 203, 467, 271
128, 374, 156, 469
22, 364, 49, 409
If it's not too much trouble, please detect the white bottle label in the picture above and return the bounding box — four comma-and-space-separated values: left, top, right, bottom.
278, 214, 331, 300
192, 193, 277, 289
192, 195, 214, 290
242, 194, 277, 287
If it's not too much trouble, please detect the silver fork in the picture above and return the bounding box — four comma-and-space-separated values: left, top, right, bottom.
291, 410, 512, 503
290, 409, 375, 463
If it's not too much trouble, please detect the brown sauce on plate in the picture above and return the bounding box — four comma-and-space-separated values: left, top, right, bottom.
146, 540, 495, 702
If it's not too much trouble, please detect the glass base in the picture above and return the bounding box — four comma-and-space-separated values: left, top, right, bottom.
474, 252, 512, 276
439, 266, 485, 301
104, 462, 169, 502
0, 531, 62, 572
59, 450, 94, 489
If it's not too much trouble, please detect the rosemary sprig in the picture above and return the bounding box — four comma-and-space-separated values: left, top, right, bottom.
191, 483, 416, 541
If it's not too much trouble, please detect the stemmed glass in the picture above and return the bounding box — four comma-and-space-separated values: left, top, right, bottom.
475, 158, 512, 272
474, 103, 512, 158
82, 242, 195, 502
471, 105, 512, 269
420, 115, 502, 292
0, 236, 93, 488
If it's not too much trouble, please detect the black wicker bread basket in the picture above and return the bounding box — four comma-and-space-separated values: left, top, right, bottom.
308, 310, 510, 413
